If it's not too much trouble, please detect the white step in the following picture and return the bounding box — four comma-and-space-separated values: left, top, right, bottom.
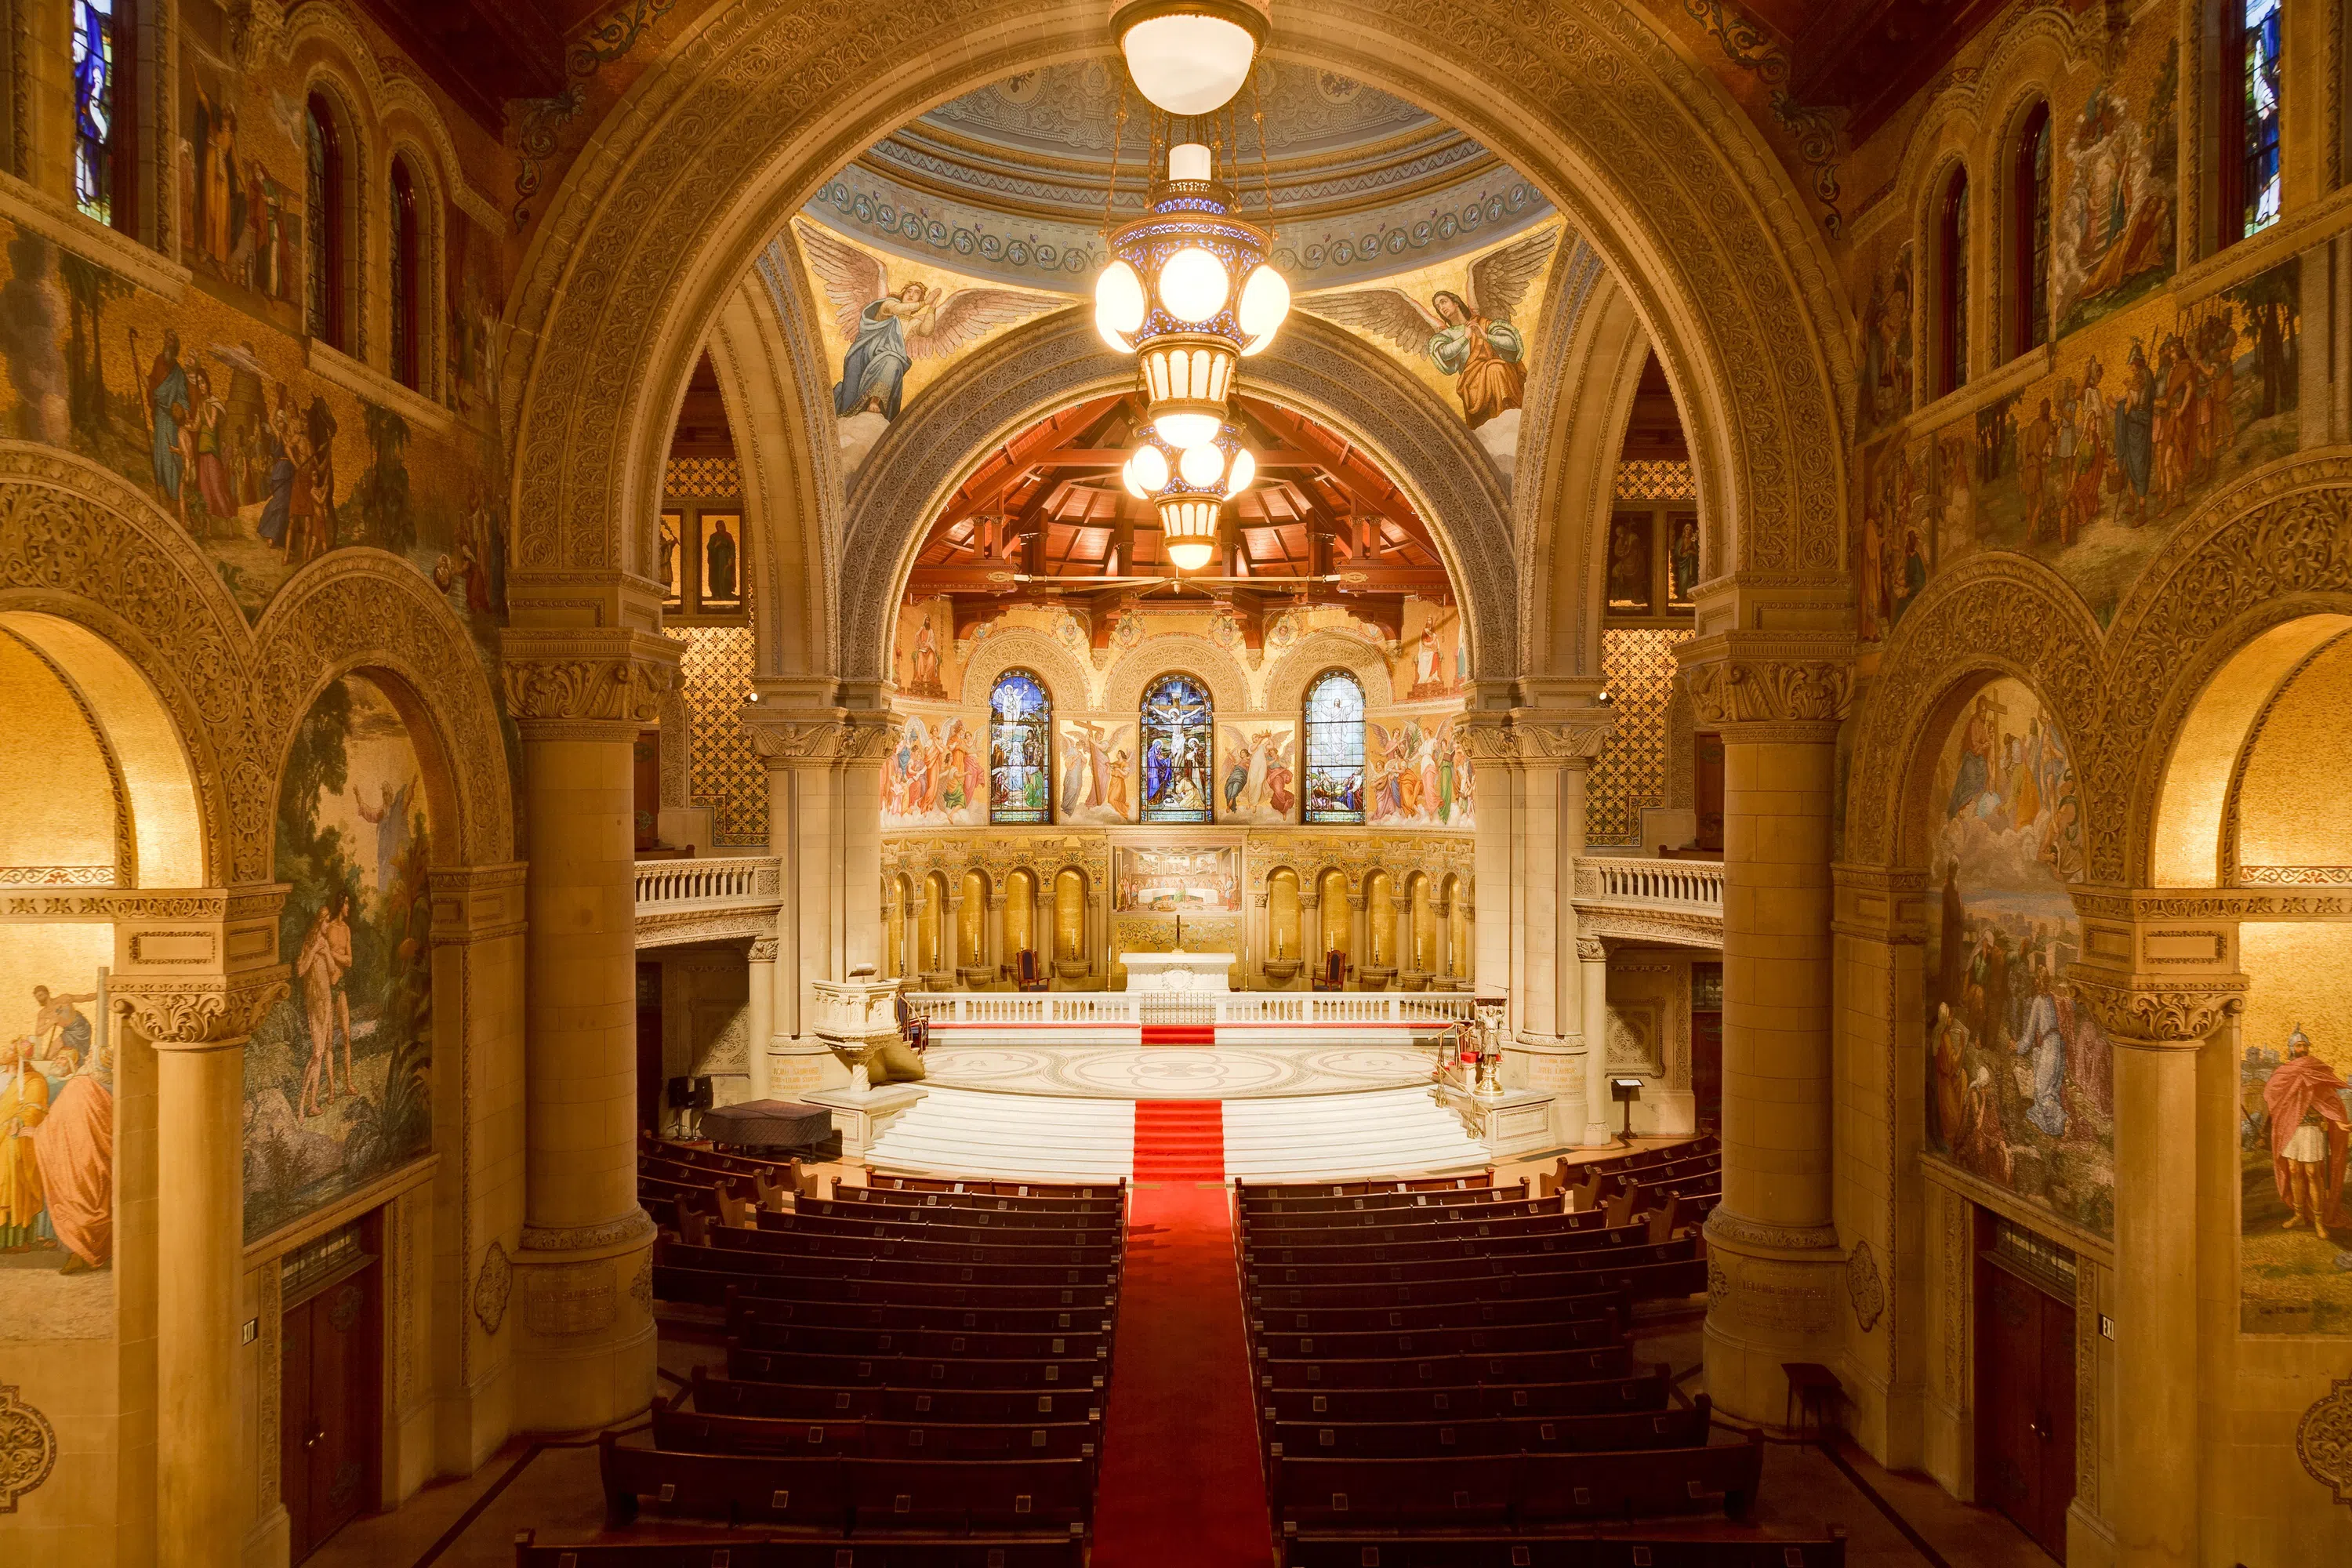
865, 1083, 1488, 1184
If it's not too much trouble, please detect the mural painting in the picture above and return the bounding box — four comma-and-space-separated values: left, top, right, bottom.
788, 220, 1068, 480
1396, 601, 1465, 701
882, 713, 985, 828
1853, 241, 1913, 443
1924, 679, 2108, 1235
1057, 720, 1137, 825
0, 220, 510, 635
2, 959, 115, 1312
1606, 514, 1653, 613
244, 676, 433, 1243
894, 598, 960, 702
2051, 44, 2177, 339
1300, 220, 1562, 481
1859, 256, 2298, 636
1367, 717, 1474, 829
2236, 924, 2352, 1334
1114, 845, 1240, 913
179, 43, 301, 328
1218, 722, 1297, 826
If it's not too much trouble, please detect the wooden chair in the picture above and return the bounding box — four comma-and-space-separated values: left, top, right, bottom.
892, 989, 931, 1057
1312, 949, 1348, 991
1013, 947, 1049, 993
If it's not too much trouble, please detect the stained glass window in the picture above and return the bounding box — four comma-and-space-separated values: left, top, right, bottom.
1138, 673, 1214, 823
390, 158, 420, 389
306, 96, 343, 347
989, 670, 1052, 824
2240, 0, 2284, 239
1938, 169, 1969, 394
1301, 670, 1365, 823
71, 0, 117, 225
2015, 102, 2051, 354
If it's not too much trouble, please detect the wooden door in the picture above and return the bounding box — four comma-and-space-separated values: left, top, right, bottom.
1976, 1257, 2077, 1560
1694, 733, 1725, 851
281, 1264, 380, 1562
633, 729, 661, 851
1690, 961, 1722, 1131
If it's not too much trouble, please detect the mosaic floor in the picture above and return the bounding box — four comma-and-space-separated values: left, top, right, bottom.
917, 1043, 1441, 1098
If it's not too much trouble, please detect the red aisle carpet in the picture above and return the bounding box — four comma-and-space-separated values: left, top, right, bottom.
1129, 1100, 1225, 1181
1094, 1177, 1272, 1565
1139, 1023, 1217, 1047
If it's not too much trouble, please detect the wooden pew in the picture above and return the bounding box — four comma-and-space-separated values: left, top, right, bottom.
1238, 1178, 1523, 1214
752, 1208, 1123, 1249
1250, 1287, 1625, 1335
1276, 1530, 1844, 1568
724, 1223, 1119, 1269
599, 1434, 1094, 1534
732, 1318, 1109, 1363
1248, 1255, 1707, 1311
1265, 1434, 1766, 1532
862, 1175, 1126, 1201
1254, 1343, 1637, 1391
515, 1529, 1091, 1568
797, 1195, 1118, 1232
726, 1345, 1105, 1392
1250, 1315, 1619, 1363
690, 1367, 1102, 1425
1237, 1174, 1500, 1201
649, 1403, 1102, 1466
726, 1291, 1113, 1340
1258, 1367, 1674, 1425
833, 1187, 1125, 1219
1264, 1398, 1710, 1457
1246, 1236, 1698, 1287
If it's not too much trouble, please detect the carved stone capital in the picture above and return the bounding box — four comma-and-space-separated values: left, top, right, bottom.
111, 971, 291, 1049
499, 630, 680, 735
1575, 935, 1607, 964
1454, 713, 1521, 764
1511, 710, 1615, 764
745, 709, 896, 765
1680, 645, 1854, 733
747, 936, 781, 964
2067, 973, 2249, 1044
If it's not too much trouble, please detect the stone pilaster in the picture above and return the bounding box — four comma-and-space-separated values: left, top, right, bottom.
424, 862, 528, 1474
500, 628, 678, 1432
1577, 931, 1612, 1147
109, 888, 289, 1568
745, 707, 894, 1091
1680, 637, 1854, 1424
746, 935, 779, 1100
2066, 892, 2245, 1568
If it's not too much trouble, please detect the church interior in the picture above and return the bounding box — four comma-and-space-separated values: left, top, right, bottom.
2, 0, 2350, 1564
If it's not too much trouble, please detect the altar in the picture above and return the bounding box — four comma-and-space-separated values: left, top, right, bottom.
1119, 949, 1236, 993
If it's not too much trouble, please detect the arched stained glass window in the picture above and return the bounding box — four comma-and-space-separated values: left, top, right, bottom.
1138, 673, 1214, 823
1935, 167, 1969, 396
989, 670, 1052, 823
1301, 670, 1366, 823
306, 95, 347, 348
2012, 101, 2051, 357
72, 0, 122, 228
390, 156, 421, 389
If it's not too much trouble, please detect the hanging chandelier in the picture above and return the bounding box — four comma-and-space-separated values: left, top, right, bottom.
1120, 419, 1255, 572
1111, 0, 1269, 116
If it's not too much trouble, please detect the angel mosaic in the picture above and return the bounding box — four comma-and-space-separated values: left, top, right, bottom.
797, 223, 1066, 422
1300, 227, 1559, 428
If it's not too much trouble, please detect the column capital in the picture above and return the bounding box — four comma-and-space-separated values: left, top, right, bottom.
1676, 634, 1853, 739
744, 706, 895, 766
1454, 709, 1613, 765
2067, 972, 2248, 1046
113, 970, 291, 1050
1575, 934, 1607, 964
499, 628, 680, 739
2064, 884, 2247, 1044
748, 935, 780, 964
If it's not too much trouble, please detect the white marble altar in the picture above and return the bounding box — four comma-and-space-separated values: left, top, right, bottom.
1119, 949, 1236, 993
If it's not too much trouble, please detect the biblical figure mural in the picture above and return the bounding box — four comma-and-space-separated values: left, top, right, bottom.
1924, 680, 2107, 1235
243, 676, 434, 1242
881, 714, 986, 828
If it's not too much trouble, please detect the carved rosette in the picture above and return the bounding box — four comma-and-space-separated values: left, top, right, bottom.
111, 974, 290, 1048
472, 1240, 513, 1337
1847, 1237, 1887, 1334
2297, 1371, 2352, 1508
745, 710, 896, 766
1681, 648, 1854, 739
2068, 975, 2248, 1044
500, 630, 680, 739
0, 1385, 56, 1512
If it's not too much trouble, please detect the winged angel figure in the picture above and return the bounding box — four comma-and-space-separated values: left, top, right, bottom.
1299, 227, 1559, 429
796, 221, 1066, 422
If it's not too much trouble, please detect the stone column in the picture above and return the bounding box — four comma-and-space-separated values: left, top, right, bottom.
2071, 910, 2245, 1568
111, 894, 289, 1568
746, 936, 778, 1101
1681, 643, 1852, 1425
1579, 931, 1613, 1147
1249, 891, 1269, 984
985, 892, 1006, 980
1087, 889, 1107, 981
1347, 892, 1368, 982
746, 708, 893, 1088
1299, 891, 1322, 975
501, 629, 678, 1432
1431, 898, 1452, 984
1457, 716, 1519, 1012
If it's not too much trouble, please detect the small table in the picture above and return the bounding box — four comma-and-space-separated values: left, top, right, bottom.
1782, 1361, 1843, 1439
699, 1098, 834, 1153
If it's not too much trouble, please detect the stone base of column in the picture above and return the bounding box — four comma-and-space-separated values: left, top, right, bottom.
1699, 1210, 1846, 1425
510, 1216, 659, 1433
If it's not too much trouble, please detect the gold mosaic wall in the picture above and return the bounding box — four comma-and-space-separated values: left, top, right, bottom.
1613, 460, 1696, 502
665, 457, 746, 498
1588, 627, 1690, 846
670, 626, 768, 845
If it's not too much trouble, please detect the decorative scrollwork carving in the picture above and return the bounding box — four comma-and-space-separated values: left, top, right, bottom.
111, 975, 291, 1047
473, 1240, 514, 1336
2297, 1370, 2352, 1508
0, 1385, 57, 1512
744, 711, 896, 763
2067, 976, 2248, 1044
1847, 1236, 1887, 1334
1684, 655, 1854, 728
501, 633, 679, 728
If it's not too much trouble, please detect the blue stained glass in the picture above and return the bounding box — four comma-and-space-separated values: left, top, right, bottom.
989, 671, 1052, 824
1139, 673, 1214, 823
1302, 670, 1366, 824
73, 0, 115, 225
2241, 0, 2284, 238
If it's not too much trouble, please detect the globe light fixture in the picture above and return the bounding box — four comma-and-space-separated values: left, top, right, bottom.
1119, 421, 1256, 572
1111, 0, 1269, 117
1094, 143, 1290, 447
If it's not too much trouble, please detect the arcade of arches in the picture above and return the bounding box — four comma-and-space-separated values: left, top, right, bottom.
2, 1, 2351, 1565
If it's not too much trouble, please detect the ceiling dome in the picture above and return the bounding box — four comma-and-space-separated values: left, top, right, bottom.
808, 60, 1549, 294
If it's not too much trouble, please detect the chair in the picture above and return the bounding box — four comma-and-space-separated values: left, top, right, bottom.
893, 989, 931, 1057
1312, 949, 1348, 992
1014, 948, 1049, 993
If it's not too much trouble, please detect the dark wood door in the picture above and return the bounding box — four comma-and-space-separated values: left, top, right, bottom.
281, 1265, 380, 1563
633, 729, 661, 851
637, 961, 665, 1134
1694, 733, 1725, 851
1690, 961, 1722, 1131
1976, 1259, 2077, 1560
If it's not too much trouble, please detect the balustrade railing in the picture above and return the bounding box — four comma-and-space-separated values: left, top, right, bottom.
1573, 855, 1725, 913
903, 990, 1475, 1026
634, 856, 781, 910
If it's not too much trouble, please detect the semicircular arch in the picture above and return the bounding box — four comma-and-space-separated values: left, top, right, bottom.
1261, 632, 1394, 714
960, 626, 1096, 714
1101, 637, 1251, 719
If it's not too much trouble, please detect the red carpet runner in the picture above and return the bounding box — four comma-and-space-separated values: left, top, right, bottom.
1138, 1023, 1217, 1047
1094, 1170, 1272, 1564
1129, 1100, 1225, 1181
